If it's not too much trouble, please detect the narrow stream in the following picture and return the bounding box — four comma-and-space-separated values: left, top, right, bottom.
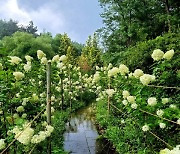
63, 104, 117, 154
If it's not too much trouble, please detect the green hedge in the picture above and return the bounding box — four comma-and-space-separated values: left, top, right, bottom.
103, 32, 180, 71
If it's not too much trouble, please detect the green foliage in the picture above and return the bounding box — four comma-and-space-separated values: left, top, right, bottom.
98, 0, 180, 52
81, 33, 103, 69
102, 33, 180, 71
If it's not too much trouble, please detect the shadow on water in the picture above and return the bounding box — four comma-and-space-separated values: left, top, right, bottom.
63, 104, 117, 154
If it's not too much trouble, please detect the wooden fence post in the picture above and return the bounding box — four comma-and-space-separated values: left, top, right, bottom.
47, 61, 51, 154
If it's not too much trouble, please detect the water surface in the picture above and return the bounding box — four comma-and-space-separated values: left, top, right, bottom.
63, 104, 117, 154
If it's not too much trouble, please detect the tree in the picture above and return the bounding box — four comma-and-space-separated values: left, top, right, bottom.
19, 21, 38, 36
81, 33, 102, 69
0, 19, 19, 39
98, 0, 180, 53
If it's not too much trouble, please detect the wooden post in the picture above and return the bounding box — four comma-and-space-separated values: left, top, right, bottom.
46, 61, 51, 154
69, 72, 72, 112
108, 77, 111, 114
60, 76, 64, 110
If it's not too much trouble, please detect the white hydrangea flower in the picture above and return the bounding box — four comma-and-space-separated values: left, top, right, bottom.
128, 72, 133, 78
13, 72, 25, 81
177, 119, 180, 125
52, 55, 60, 62
108, 67, 119, 77
163, 49, 174, 60
127, 96, 136, 103
107, 63, 113, 70
156, 109, 164, 117
162, 98, 169, 104
160, 145, 180, 154
37, 50, 46, 59
106, 89, 115, 97
0, 139, 6, 150
24, 63, 31, 72
131, 103, 138, 109
148, 97, 157, 106
16, 106, 25, 112
159, 148, 170, 154
41, 57, 48, 65
119, 64, 129, 75
22, 113, 27, 119
25, 55, 33, 62
169, 104, 177, 109
13, 113, 19, 119
15, 127, 34, 145
122, 100, 128, 106
8, 56, 22, 65
60, 55, 67, 62
0, 63, 3, 70
159, 123, 166, 129
93, 72, 100, 82
151, 49, 164, 61
140, 74, 155, 85
122, 90, 130, 99
142, 125, 149, 132
133, 69, 144, 78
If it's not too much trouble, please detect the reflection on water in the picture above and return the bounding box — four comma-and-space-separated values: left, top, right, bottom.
63, 104, 117, 154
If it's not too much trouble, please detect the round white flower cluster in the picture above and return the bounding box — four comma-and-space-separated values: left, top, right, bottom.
151, 49, 164, 61
162, 98, 169, 104
24, 63, 31, 72
0, 139, 5, 150
142, 124, 149, 132
37, 50, 46, 59
177, 119, 180, 125
41, 57, 48, 65
133, 69, 144, 78
119, 64, 129, 75
93, 72, 100, 82
52, 55, 60, 63
163, 49, 174, 60
106, 89, 115, 97
8, 56, 22, 65
156, 109, 164, 117
25, 55, 33, 62
0, 63, 3, 70
148, 97, 157, 106
122, 90, 130, 99
131, 103, 138, 109
140, 74, 155, 85
159, 122, 166, 129
14, 126, 34, 145
60, 55, 67, 62
160, 145, 180, 154
122, 100, 128, 106
16, 106, 25, 112
31, 125, 54, 144
108, 67, 119, 77
127, 96, 136, 103
13, 72, 25, 81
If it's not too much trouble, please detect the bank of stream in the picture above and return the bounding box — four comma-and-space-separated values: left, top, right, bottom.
63, 103, 117, 154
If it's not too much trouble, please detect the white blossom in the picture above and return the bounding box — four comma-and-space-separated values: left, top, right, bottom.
159, 123, 166, 129
0, 139, 5, 150
8, 56, 22, 65
142, 125, 149, 132
163, 49, 174, 60
13, 72, 25, 81
133, 69, 144, 78
151, 49, 164, 61
148, 97, 157, 106
156, 109, 164, 117
119, 64, 129, 75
